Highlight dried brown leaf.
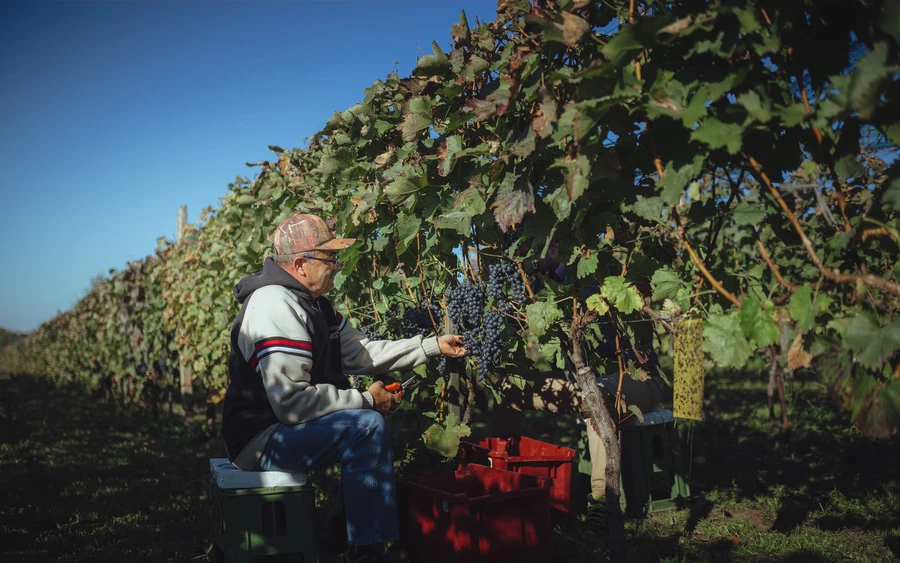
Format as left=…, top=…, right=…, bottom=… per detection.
left=492, top=188, right=535, bottom=232
left=532, top=109, right=551, bottom=138
left=660, top=15, right=695, bottom=35
left=787, top=332, right=812, bottom=370
left=558, top=12, right=590, bottom=46
left=374, top=147, right=395, bottom=169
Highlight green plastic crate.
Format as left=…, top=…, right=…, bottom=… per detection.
left=618, top=410, right=690, bottom=517
left=210, top=459, right=318, bottom=563
left=576, top=410, right=690, bottom=517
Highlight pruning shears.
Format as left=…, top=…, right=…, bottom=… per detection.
left=385, top=375, right=421, bottom=398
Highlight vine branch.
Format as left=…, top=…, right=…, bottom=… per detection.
left=787, top=51, right=852, bottom=232
left=756, top=239, right=796, bottom=293
left=641, top=305, right=676, bottom=335
left=747, top=154, right=900, bottom=296
left=629, top=0, right=642, bottom=81
left=672, top=207, right=743, bottom=308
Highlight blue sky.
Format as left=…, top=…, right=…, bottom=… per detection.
left=0, top=1, right=498, bottom=333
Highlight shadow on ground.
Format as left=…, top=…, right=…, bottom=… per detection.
left=0, top=374, right=224, bottom=563
left=691, top=373, right=900, bottom=537
left=2, top=370, right=898, bottom=563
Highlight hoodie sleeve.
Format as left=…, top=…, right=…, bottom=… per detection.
left=337, top=309, right=441, bottom=375
left=239, top=286, right=370, bottom=424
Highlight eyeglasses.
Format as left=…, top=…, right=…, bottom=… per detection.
left=304, top=256, right=338, bottom=265
left=274, top=253, right=339, bottom=265
left=304, top=256, right=342, bottom=278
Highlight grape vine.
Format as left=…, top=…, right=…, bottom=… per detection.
left=5, top=0, right=899, bottom=465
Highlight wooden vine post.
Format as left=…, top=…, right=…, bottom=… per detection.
left=443, top=251, right=463, bottom=421
left=569, top=306, right=626, bottom=563
left=176, top=205, right=194, bottom=425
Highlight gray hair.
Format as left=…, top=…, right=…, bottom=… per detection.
left=272, top=251, right=319, bottom=263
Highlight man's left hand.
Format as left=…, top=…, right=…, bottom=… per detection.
left=438, top=335, right=466, bottom=358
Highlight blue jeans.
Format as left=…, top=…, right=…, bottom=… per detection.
left=254, top=409, right=399, bottom=546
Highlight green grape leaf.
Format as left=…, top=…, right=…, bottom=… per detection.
left=627, top=403, right=644, bottom=424
left=738, top=297, right=780, bottom=348
left=702, top=313, right=754, bottom=367
left=506, top=374, right=528, bottom=390
left=586, top=294, right=610, bottom=316
left=789, top=285, right=814, bottom=332
left=733, top=203, right=766, bottom=226
left=633, top=195, right=665, bottom=222
left=844, top=314, right=900, bottom=370
left=394, top=214, right=421, bottom=254
left=738, top=90, right=773, bottom=122
left=526, top=299, right=564, bottom=337
left=690, top=118, right=745, bottom=154
left=539, top=337, right=566, bottom=369
left=778, top=103, right=808, bottom=126
left=430, top=187, right=486, bottom=234
left=577, top=254, right=599, bottom=279
left=384, top=176, right=424, bottom=204
left=849, top=41, right=892, bottom=119
left=651, top=268, right=686, bottom=301
left=413, top=41, right=451, bottom=78
left=437, top=135, right=463, bottom=177
left=601, top=276, right=644, bottom=314
left=401, top=96, right=433, bottom=142
left=422, top=413, right=471, bottom=458
left=658, top=156, right=705, bottom=205
left=885, top=175, right=900, bottom=209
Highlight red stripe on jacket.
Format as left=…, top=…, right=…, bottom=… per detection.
left=250, top=338, right=313, bottom=369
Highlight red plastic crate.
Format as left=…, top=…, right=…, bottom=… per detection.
left=398, top=464, right=551, bottom=563
left=460, top=436, right=576, bottom=521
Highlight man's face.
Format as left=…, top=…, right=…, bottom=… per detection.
left=300, top=251, right=340, bottom=297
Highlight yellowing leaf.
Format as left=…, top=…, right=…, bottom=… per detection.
left=586, top=294, right=610, bottom=315
left=601, top=276, right=644, bottom=314
left=787, top=332, right=812, bottom=371
left=558, top=12, right=590, bottom=46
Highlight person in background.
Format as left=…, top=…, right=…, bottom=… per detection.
left=221, top=213, right=465, bottom=563
left=492, top=240, right=664, bottom=533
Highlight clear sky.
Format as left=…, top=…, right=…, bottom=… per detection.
left=0, top=0, right=499, bottom=333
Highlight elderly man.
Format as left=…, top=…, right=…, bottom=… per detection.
left=222, top=213, right=465, bottom=563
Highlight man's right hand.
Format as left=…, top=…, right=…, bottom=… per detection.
left=367, top=380, right=401, bottom=415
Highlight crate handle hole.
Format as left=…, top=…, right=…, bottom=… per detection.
left=261, top=500, right=287, bottom=537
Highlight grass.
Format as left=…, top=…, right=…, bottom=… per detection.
left=1, top=368, right=898, bottom=562
left=0, top=374, right=221, bottom=562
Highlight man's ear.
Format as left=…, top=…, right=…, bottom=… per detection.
left=293, top=256, right=306, bottom=275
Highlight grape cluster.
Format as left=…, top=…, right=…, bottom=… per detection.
left=488, top=260, right=526, bottom=312
left=361, top=325, right=387, bottom=341
left=446, top=282, right=486, bottom=330
left=465, top=311, right=505, bottom=379
left=401, top=299, right=443, bottom=338
left=446, top=281, right=505, bottom=380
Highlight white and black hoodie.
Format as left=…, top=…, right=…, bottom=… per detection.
left=222, top=257, right=440, bottom=470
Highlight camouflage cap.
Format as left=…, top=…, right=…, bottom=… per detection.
left=273, top=214, right=356, bottom=255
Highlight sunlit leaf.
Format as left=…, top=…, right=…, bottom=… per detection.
left=601, top=276, right=644, bottom=314
left=702, top=313, right=754, bottom=368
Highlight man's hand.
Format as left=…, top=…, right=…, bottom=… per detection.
left=367, top=380, right=401, bottom=415
left=438, top=335, right=466, bottom=358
